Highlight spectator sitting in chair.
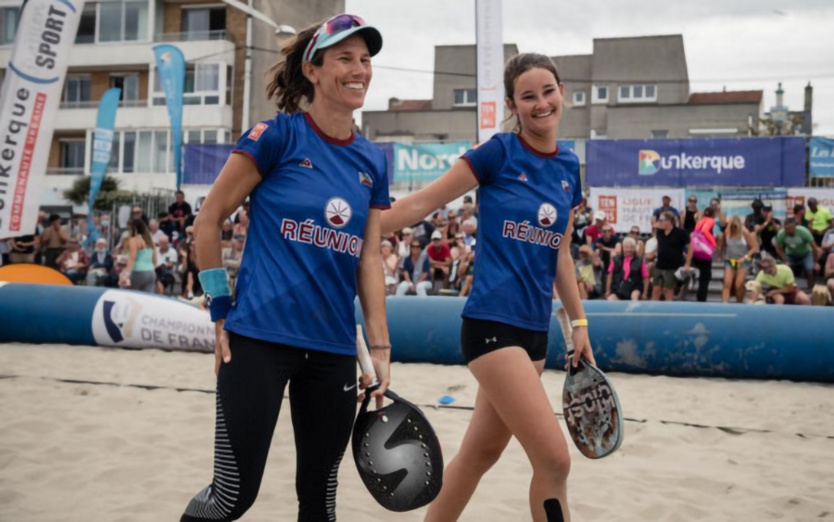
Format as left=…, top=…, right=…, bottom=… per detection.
left=157, top=211, right=177, bottom=242
left=458, top=249, right=476, bottom=297
left=575, top=245, right=601, bottom=300
left=396, top=240, right=432, bottom=296
left=427, top=230, right=452, bottom=289
left=792, top=204, right=809, bottom=229
left=585, top=211, right=606, bottom=246
left=57, top=237, right=89, bottom=285
left=606, top=237, right=649, bottom=301
left=806, top=197, right=832, bottom=246
left=775, top=217, right=821, bottom=289
left=757, top=204, right=782, bottom=258
left=86, top=238, right=115, bottom=287
left=149, top=219, right=166, bottom=246
left=750, top=252, right=810, bottom=305
left=825, top=247, right=834, bottom=301
left=155, top=235, right=179, bottom=295
left=41, top=214, right=69, bottom=269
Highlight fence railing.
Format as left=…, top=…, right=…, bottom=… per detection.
left=47, top=167, right=85, bottom=175
left=153, top=30, right=232, bottom=43
left=59, top=99, right=148, bottom=110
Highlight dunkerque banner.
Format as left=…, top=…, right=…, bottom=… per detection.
left=587, top=137, right=806, bottom=187
left=809, top=137, right=834, bottom=178
left=0, top=0, right=86, bottom=239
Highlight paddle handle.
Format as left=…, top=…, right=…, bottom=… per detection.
left=555, top=308, right=575, bottom=358
left=356, top=325, right=379, bottom=386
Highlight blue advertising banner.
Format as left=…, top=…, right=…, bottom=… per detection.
left=153, top=44, right=185, bottom=188
left=86, top=87, right=121, bottom=249
left=183, top=144, right=234, bottom=185
left=375, top=142, right=395, bottom=186
left=587, top=137, right=806, bottom=187
left=392, top=141, right=472, bottom=189
left=809, top=137, right=834, bottom=178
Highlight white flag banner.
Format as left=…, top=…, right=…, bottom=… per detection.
left=0, top=0, right=85, bottom=239
left=475, top=0, right=503, bottom=144
left=589, top=187, right=685, bottom=234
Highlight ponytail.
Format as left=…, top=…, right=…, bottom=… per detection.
left=266, top=22, right=325, bottom=114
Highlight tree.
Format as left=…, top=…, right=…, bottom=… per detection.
left=62, top=176, right=134, bottom=210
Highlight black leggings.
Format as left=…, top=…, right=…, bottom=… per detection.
left=181, top=333, right=357, bottom=522
left=692, top=256, right=713, bottom=302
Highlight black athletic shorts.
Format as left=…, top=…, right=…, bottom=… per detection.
left=460, top=317, right=548, bottom=364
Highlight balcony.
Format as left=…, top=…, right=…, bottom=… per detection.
left=0, top=31, right=235, bottom=69
left=53, top=103, right=233, bottom=131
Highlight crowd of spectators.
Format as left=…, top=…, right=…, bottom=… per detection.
left=3, top=189, right=832, bottom=307
left=1, top=190, right=248, bottom=301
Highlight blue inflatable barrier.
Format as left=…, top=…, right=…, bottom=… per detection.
left=357, top=298, right=834, bottom=383
left=1, top=283, right=832, bottom=382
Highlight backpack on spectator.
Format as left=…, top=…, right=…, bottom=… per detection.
left=690, top=220, right=716, bottom=261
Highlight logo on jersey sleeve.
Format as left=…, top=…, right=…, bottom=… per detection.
left=325, top=197, right=352, bottom=228
left=518, top=173, right=528, bottom=182
left=248, top=122, right=268, bottom=141
left=299, top=158, right=314, bottom=169
left=359, top=171, right=373, bottom=187
left=538, top=203, right=557, bottom=227
left=561, top=180, right=571, bottom=193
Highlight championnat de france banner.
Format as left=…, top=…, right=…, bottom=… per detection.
left=589, top=187, right=685, bottom=234
left=0, top=0, right=85, bottom=239
left=153, top=44, right=185, bottom=188
left=809, top=137, right=834, bottom=178
left=475, top=0, right=503, bottom=143
left=586, top=137, right=806, bottom=187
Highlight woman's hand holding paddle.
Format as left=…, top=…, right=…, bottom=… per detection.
left=570, top=326, right=596, bottom=369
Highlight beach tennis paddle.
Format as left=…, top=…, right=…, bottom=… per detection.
left=352, top=325, right=443, bottom=511
left=555, top=308, right=624, bottom=459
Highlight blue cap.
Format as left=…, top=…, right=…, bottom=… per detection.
left=303, top=14, right=382, bottom=63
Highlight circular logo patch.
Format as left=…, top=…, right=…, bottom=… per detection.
left=325, top=197, right=352, bottom=228
left=538, top=203, right=557, bottom=228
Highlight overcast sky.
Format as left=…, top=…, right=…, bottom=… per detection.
left=345, top=0, right=834, bottom=135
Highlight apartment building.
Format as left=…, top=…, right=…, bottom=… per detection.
left=362, top=35, right=775, bottom=146
left=0, top=0, right=341, bottom=205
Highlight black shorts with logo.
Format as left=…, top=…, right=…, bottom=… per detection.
left=460, top=317, right=548, bottom=364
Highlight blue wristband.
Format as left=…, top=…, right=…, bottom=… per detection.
left=198, top=268, right=232, bottom=321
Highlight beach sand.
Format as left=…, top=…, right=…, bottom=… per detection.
left=1, top=342, right=833, bottom=521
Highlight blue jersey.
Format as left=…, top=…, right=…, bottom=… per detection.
left=461, top=133, right=583, bottom=331
left=224, top=113, right=390, bottom=355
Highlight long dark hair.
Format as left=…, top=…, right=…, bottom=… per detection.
left=503, top=53, right=561, bottom=132
left=266, top=21, right=326, bottom=114
left=129, top=218, right=153, bottom=248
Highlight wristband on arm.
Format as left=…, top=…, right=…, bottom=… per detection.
left=198, top=268, right=232, bottom=322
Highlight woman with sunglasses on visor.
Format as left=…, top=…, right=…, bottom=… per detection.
left=382, top=54, right=595, bottom=522
left=180, top=14, right=391, bottom=522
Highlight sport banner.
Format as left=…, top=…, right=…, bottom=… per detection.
left=475, top=0, right=503, bottom=143
left=589, top=188, right=684, bottom=233
left=809, top=137, right=834, bottom=178
left=586, top=137, right=806, bottom=187
left=0, top=0, right=86, bottom=239
left=153, top=44, right=185, bottom=188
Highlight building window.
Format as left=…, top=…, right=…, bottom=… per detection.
left=63, top=76, right=92, bottom=107
left=617, top=84, right=658, bottom=103
left=122, top=131, right=136, bottom=173
left=76, top=4, right=96, bottom=43
left=185, top=128, right=231, bottom=144
left=78, top=1, right=148, bottom=43
left=572, top=91, right=585, bottom=106
left=453, top=88, right=477, bottom=107
left=182, top=6, right=226, bottom=40
left=0, top=7, right=20, bottom=45
left=592, top=85, right=608, bottom=104
left=154, top=63, right=223, bottom=106
left=61, top=140, right=86, bottom=173
left=111, top=74, right=139, bottom=102
left=651, top=130, right=669, bottom=139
